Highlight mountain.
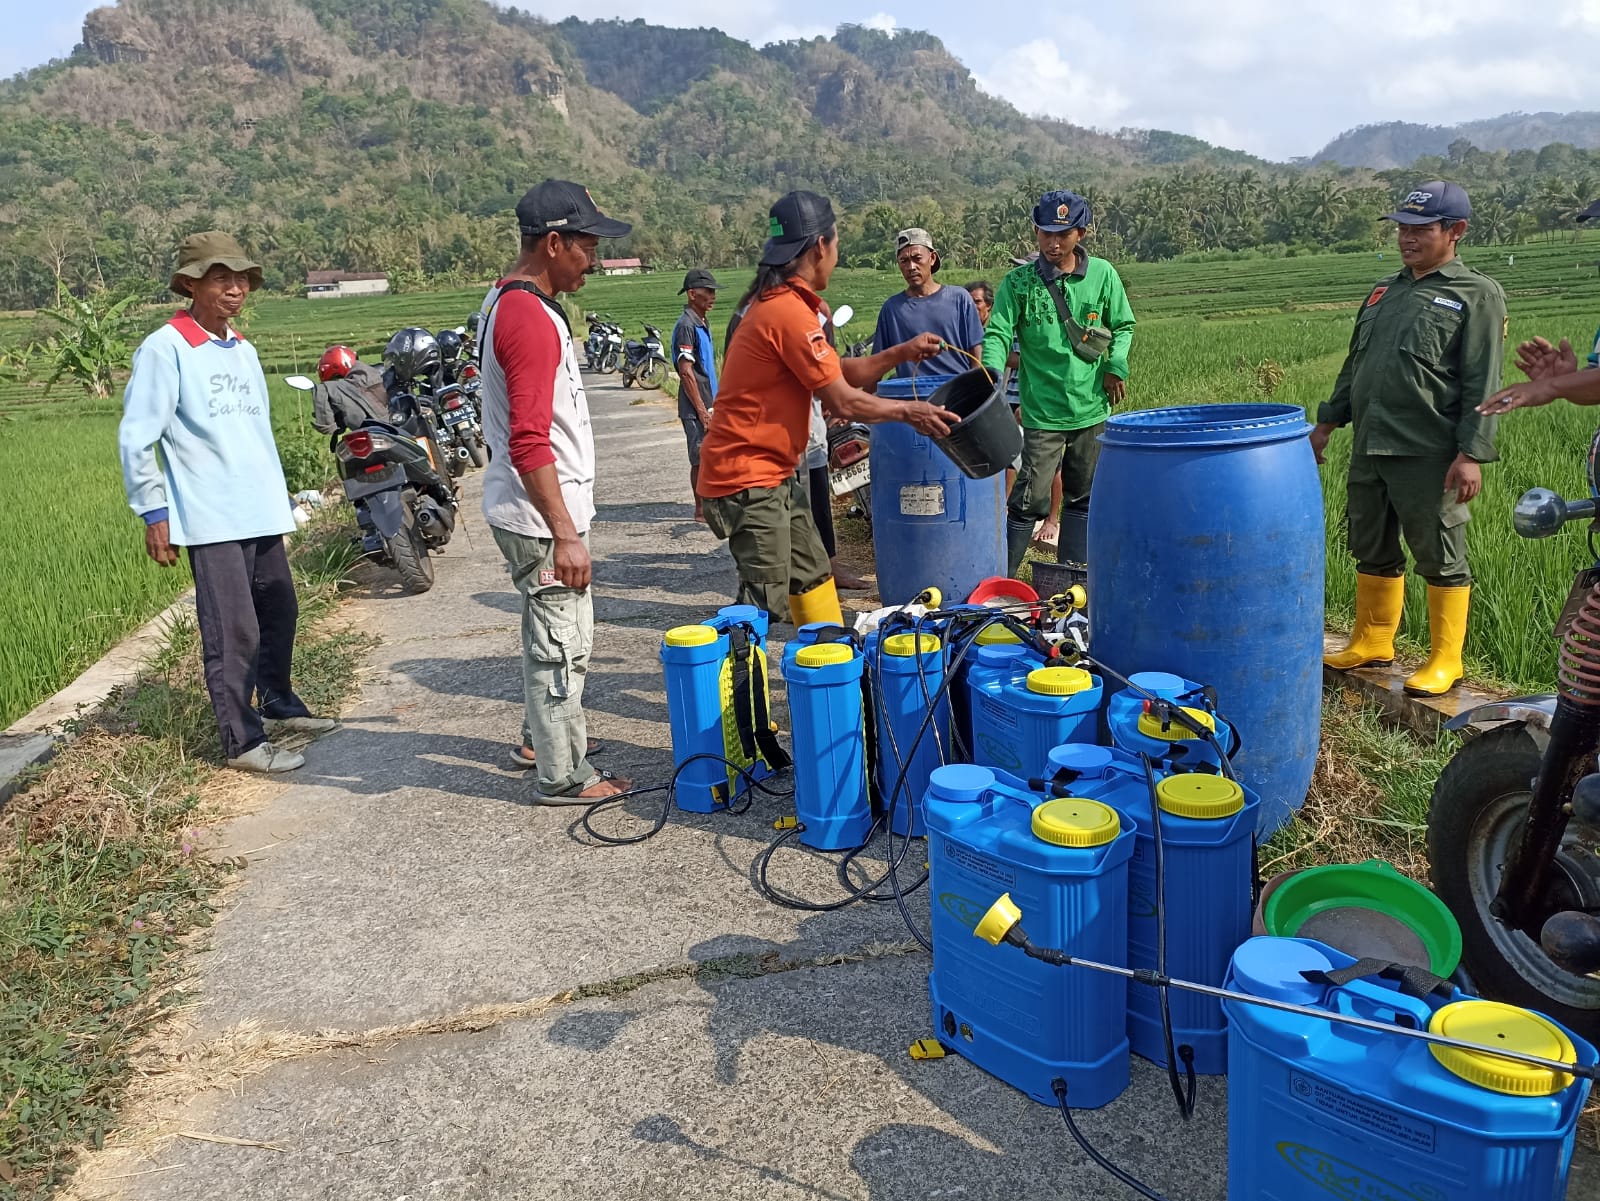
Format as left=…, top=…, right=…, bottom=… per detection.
left=0, top=0, right=1280, bottom=308
left=1313, top=111, right=1600, bottom=169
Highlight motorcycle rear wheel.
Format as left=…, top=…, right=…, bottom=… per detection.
left=1428, top=722, right=1600, bottom=1038
left=462, top=433, right=488, bottom=469
left=386, top=496, right=436, bottom=595
left=601, top=349, right=620, bottom=374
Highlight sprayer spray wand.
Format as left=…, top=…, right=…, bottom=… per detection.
left=974, top=899, right=1599, bottom=1083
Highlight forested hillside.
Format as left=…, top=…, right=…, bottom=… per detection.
left=4, top=0, right=1600, bottom=312
left=1315, top=112, right=1600, bottom=169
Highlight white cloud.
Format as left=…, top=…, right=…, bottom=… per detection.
left=975, top=38, right=1131, bottom=130
left=863, top=12, right=899, bottom=33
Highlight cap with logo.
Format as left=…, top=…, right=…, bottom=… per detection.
left=761, top=191, right=837, bottom=267
left=1382, top=181, right=1472, bottom=226
left=1033, top=190, right=1092, bottom=233
left=516, top=179, right=632, bottom=239
left=679, top=268, right=722, bottom=294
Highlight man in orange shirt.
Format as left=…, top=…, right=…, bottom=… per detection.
left=698, top=191, right=952, bottom=625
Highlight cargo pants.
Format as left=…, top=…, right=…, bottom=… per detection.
left=491, top=526, right=597, bottom=796
left=1005, top=422, right=1105, bottom=576
left=1344, top=454, right=1472, bottom=588
left=702, top=476, right=831, bottom=620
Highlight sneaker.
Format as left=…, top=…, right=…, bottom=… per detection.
left=227, top=742, right=306, bottom=773
left=264, top=714, right=338, bottom=734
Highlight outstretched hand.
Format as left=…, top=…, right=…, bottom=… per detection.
left=1514, top=336, right=1577, bottom=382
left=1479, top=379, right=1556, bottom=415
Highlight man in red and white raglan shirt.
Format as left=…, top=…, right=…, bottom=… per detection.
left=480, top=179, right=633, bottom=802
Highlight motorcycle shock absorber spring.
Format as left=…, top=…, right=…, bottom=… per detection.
left=1558, top=582, right=1600, bottom=706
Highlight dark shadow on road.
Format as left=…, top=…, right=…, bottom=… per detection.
left=470, top=590, right=522, bottom=615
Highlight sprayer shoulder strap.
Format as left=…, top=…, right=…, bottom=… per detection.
left=726, top=626, right=791, bottom=773
left=488, top=279, right=571, bottom=336
left=1301, top=957, right=1454, bottom=1001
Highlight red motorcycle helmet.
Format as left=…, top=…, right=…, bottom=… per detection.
left=317, top=344, right=358, bottom=382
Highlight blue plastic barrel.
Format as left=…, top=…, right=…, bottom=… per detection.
left=1088, top=405, right=1323, bottom=834
left=781, top=641, right=872, bottom=850
left=870, top=631, right=950, bottom=836
left=926, top=763, right=1135, bottom=1108
left=871, top=376, right=1007, bottom=606
left=1225, top=936, right=1596, bottom=1201
left=970, top=666, right=1102, bottom=778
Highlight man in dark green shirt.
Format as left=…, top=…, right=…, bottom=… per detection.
left=1313, top=181, right=1506, bottom=697
left=981, top=190, right=1135, bottom=581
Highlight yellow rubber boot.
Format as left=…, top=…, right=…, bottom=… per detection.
left=1324, top=573, right=1406, bottom=670
left=1404, top=585, right=1470, bottom=696
left=789, top=577, right=843, bottom=627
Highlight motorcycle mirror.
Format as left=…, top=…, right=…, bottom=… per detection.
left=831, top=305, right=854, bottom=330
left=1514, top=487, right=1597, bottom=539
left=284, top=375, right=315, bottom=391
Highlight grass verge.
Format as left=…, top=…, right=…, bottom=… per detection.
left=0, top=506, right=374, bottom=1199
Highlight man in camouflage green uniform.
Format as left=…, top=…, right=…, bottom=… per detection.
left=1314, top=181, right=1506, bottom=696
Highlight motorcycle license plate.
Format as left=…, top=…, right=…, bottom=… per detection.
left=831, top=460, right=871, bottom=496
left=1555, top=566, right=1600, bottom=638
left=444, top=409, right=471, bottom=425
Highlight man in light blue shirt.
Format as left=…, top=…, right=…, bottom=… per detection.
left=119, top=231, right=334, bottom=773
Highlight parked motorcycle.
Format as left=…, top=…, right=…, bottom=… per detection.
left=621, top=323, right=669, bottom=390
left=285, top=376, right=458, bottom=594
left=384, top=327, right=469, bottom=479
left=1427, top=428, right=1600, bottom=1039
left=436, top=379, right=487, bottom=469
left=825, top=307, right=872, bottom=521
left=583, top=313, right=607, bottom=370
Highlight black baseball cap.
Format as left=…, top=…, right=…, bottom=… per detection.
left=516, top=179, right=632, bottom=239
left=1382, top=181, right=1472, bottom=225
left=1578, top=198, right=1600, bottom=223
left=761, top=191, right=837, bottom=266
left=679, top=268, right=721, bottom=293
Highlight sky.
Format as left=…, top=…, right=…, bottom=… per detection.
left=5, top=0, right=1599, bottom=160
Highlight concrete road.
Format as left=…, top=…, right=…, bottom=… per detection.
left=80, top=376, right=1597, bottom=1200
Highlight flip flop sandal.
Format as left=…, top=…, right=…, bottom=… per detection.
left=508, top=739, right=604, bottom=769
left=535, top=769, right=632, bottom=806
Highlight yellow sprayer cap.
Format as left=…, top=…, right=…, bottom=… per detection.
left=664, top=624, right=718, bottom=648
left=1155, top=774, right=1245, bottom=819
left=1026, top=667, right=1093, bottom=696
left=795, top=643, right=852, bottom=668
left=975, top=625, right=1022, bottom=646
left=883, top=632, right=942, bottom=657
left=1136, top=707, right=1216, bottom=742
left=1427, top=1001, right=1577, bottom=1096
left=1031, top=798, right=1120, bottom=848
left=975, top=893, right=1022, bottom=946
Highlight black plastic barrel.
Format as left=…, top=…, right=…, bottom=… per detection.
left=927, top=368, right=1022, bottom=480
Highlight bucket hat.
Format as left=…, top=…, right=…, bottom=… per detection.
left=170, top=231, right=263, bottom=294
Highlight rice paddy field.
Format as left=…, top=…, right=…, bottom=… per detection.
left=4, top=236, right=1600, bottom=725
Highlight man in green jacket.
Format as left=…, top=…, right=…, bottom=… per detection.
left=981, top=190, right=1135, bottom=581
left=1314, top=181, right=1506, bottom=697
